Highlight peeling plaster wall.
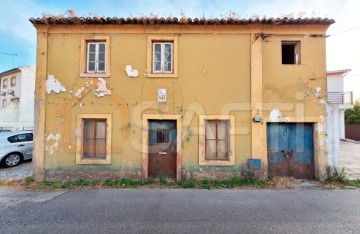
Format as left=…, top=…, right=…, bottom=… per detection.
left=262, top=34, right=328, bottom=178
left=38, top=24, right=330, bottom=179
left=43, top=32, right=251, bottom=172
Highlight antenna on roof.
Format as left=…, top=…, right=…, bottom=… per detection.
left=0, top=52, right=17, bottom=67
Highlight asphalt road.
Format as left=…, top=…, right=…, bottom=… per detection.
left=0, top=188, right=359, bottom=233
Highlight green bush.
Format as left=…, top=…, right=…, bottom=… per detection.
left=345, top=100, right=360, bottom=125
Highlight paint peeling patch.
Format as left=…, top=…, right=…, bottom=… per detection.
left=269, top=109, right=291, bottom=122
left=46, top=74, right=66, bottom=94
left=94, top=78, right=111, bottom=97
left=315, top=87, right=321, bottom=98
left=269, top=109, right=282, bottom=122
left=45, top=133, right=61, bottom=155
left=46, top=142, right=59, bottom=155
left=320, top=115, right=324, bottom=122
left=75, top=87, right=86, bottom=98
left=316, top=123, right=324, bottom=133
left=125, top=65, right=139, bottom=77
left=46, top=133, right=61, bottom=141
left=319, top=99, right=326, bottom=105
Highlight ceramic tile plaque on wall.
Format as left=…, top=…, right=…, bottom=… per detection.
left=157, top=88, right=167, bottom=103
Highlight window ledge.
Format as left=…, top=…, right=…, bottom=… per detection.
left=199, top=159, right=235, bottom=166
left=80, top=72, right=110, bottom=78
left=147, top=73, right=177, bottom=78
left=76, top=158, right=111, bottom=165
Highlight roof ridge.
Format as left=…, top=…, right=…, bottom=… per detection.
left=29, top=16, right=335, bottom=26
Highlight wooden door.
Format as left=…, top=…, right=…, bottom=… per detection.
left=148, top=120, right=177, bottom=179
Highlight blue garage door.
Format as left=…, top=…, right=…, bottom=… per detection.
left=267, top=123, right=314, bottom=179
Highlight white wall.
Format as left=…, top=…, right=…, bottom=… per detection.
left=0, top=66, right=35, bottom=127
left=18, top=66, right=35, bottom=123
left=327, top=76, right=344, bottom=93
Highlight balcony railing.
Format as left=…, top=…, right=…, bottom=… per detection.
left=328, top=91, right=353, bottom=104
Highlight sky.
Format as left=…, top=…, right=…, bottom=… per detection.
left=0, top=0, right=359, bottom=99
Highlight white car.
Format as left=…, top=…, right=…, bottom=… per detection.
left=0, top=131, right=33, bottom=167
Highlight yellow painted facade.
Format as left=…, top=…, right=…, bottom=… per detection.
left=32, top=21, right=331, bottom=181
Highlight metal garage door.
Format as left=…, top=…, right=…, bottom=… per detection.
left=267, top=123, right=314, bottom=179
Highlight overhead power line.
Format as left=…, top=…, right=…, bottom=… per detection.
left=328, top=25, right=360, bottom=37
left=0, top=52, right=18, bottom=67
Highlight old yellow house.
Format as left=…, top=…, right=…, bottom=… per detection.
left=30, top=16, right=334, bottom=181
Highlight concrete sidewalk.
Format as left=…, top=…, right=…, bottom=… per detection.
left=340, top=140, right=360, bottom=180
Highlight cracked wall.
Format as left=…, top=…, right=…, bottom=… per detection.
left=37, top=24, right=329, bottom=180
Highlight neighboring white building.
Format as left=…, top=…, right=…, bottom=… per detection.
left=0, top=66, right=35, bottom=130
left=327, top=69, right=353, bottom=173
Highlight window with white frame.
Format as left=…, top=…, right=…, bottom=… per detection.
left=87, top=42, right=106, bottom=73
left=152, top=42, right=173, bottom=73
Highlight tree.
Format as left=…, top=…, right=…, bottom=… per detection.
left=345, top=100, right=360, bottom=125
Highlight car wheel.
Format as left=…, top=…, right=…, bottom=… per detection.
left=2, top=153, right=22, bottom=167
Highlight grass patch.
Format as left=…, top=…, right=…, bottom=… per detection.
left=159, top=175, right=167, bottom=185
left=103, top=177, right=141, bottom=188
left=181, top=177, right=196, bottom=188
left=24, top=176, right=35, bottom=184
left=28, top=176, right=269, bottom=190
left=199, top=179, right=212, bottom=189
left=346, top=180, right=360, bottom=188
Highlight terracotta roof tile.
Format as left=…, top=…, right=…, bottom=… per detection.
left=29, top=17, right=335, bottom=26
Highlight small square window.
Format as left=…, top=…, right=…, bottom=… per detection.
left=282, top=41, right=300, bottom=64
left=76, top=114, right=112, bottom=164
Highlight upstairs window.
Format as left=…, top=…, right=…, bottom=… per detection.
left=152, top=42, right=173, bottom=74
left=147, top=36, right=178, bottom=78
left=2, top=79, right=8, bottom=89
left=282, top=41, right=300, bottom=64
left=10, top=77, right=16, bottom=87
left=87, top=42, right=106, bottom=73
left=80, top=36, right=110, bottom=78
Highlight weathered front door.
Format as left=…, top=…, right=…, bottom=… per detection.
left=267, top=123, right=314, bottom=179
left=148, top=120, right=177, bottom=178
